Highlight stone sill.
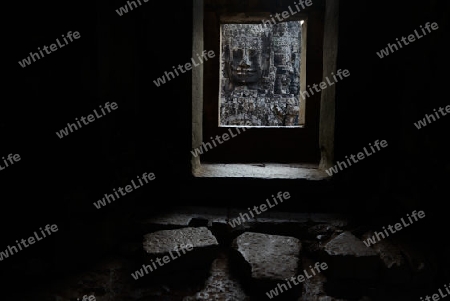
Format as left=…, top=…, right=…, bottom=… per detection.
left=192, top=163, right=331, bottom=180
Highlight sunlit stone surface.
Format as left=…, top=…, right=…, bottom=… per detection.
left=220, top=22, right=302, bottom=127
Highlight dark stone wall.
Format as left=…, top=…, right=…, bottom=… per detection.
left=4, top=0, right=449, bottom=294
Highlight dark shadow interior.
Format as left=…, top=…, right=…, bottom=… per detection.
left=4, top=0, right=449, bottom=300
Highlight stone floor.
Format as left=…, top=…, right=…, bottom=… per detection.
left=9, top=207, right=446, bottom=301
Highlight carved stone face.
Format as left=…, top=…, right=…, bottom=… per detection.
left=220, top=22, right=303, bottom=127
left=228, top=46, right=262, bottom=84
left=223, top=25, right=266, bottom=85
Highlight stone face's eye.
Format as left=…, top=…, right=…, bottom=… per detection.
left=233, top=49, right=243, bottom=61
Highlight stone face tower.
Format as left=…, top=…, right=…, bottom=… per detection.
left=220, top=22, right=301, bottom=126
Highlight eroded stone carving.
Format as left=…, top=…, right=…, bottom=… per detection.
left=220, top=22, right=302, bottom=127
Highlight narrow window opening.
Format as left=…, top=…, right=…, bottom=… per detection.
left=192, top=0, right=337, bottom=178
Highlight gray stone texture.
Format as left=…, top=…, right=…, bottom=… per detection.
left=143, top=227, right=218, bottom=254
left=142, top=227, right=219, bottom=276
left=220, top=22, right=302, bottom=126
left=232, top=232, right=301, bottom=281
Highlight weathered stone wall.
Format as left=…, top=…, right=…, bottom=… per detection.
left=219, top=22, right=302, bottom=126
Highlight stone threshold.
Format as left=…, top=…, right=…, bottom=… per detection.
left=193, top=163, right=331, bottom=179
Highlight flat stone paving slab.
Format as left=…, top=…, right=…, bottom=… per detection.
left=232, top=232, right=302, bottom=281
left=142, top=227, right=219, bottom=277
left=143, top=227, right=219, bottom=254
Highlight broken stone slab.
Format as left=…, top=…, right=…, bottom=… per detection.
left=321, top=231, right=380, bottom=280
left=143, top=227, right=218, bottom=253
left=230, top=232, right=302, bottom=299
left=232, top=232, right=302, bottom=280
left=137, top=207, right=230, bottom=245
left=140, top=227, right=219, bottom=280
left=362, top=231, right=411, bottom=284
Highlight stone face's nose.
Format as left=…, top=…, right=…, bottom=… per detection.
left=239, top=49, right=252, bottom=68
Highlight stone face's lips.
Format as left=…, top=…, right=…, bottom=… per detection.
left=231, top=67, right=260, bottom=81
left=237, top=71, right=255, bottom=76
left=232, top=67, right=257, bottom=74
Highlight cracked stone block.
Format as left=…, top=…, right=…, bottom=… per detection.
left=362, top=231, right=411, bottom=284
left=321, top=232, right=380, bottom=280
left=230, top=232, right=302, bottom=299
left=141, top=227, right=219, bottom=278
